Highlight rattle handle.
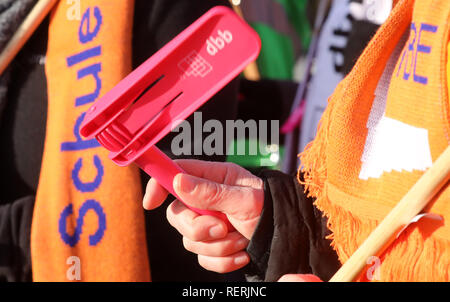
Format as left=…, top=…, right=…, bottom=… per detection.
left=136, top=146, right=234, bottom=231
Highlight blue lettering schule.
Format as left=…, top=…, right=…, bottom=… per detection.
left=58, top=6, right=107, bottom=247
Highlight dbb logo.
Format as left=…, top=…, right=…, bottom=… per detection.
left=206, top=30, right=233, bottom=56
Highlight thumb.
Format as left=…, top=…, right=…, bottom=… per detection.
left=173, top=173, right=263, bottom=219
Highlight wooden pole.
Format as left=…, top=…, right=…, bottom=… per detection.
left=0, top=0, right=59, bottom=76
left=330, top=145, right=450, bottom=282
left=229, top=1, right=261, bottom=81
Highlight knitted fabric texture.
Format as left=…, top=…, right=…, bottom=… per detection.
left=31, top=0, right=150, bottom=281
left=300, top=0, right=450, bottom=281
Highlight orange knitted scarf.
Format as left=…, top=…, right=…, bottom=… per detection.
left=300, top=0, right=450, bottom=281
left=31, top=0, right=150, bottom=281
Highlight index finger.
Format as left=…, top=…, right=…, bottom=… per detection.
left=142, top=160, right=224, bottom=210
left=174, top=159, right=258, bottom=187
left=143, top=177, right=169, bottom=210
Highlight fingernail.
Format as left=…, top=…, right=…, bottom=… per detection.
left=236, top=237, right=249, bottom=249
left=234, top=253, right=249, bottom=265
left=142, top=192, right=149, bottom=208
left=209, top=225, right=225, bottom=239
left=142, top=197, right=147, bottom=207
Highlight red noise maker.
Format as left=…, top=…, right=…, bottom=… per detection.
left=80, top=6, right=261, bottom=230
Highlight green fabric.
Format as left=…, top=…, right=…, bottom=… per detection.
left=275, top=0, right=311, bottom=49
left=226, top=139, right=284, bottom=169
left=227, top=0, right=311, bottom=167
left=251, top=22, right=295, bottom=80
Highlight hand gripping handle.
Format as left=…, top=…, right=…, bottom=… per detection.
left=135, top=146, right=234, bottom=231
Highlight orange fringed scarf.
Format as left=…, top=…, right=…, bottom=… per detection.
left=300, top=0, right=450, bottom=281
left=31, top=1, right=150, bottom=281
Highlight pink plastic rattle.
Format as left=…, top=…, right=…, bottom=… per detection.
left=80, top=6, right=261, bottom=230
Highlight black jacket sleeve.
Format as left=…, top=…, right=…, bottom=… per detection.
left=245, top=170, right=340, bottom=282
left=0, top=1, right=47, bottom=283
left=0, top=196, right=34, bottom=282
left=1, top=0, right=241, bottom=283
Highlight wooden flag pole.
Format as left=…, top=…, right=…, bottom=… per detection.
left=229, top=0, right=261, bottom=81
left=0, top=0, right=59, bottom=76
left=330, top=145, right=450, bottom=282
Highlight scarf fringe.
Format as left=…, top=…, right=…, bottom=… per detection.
left=298, top=81, right=450, bottom=282
left=314, top=193, right=450, bottom=281
left=297, top=80, right=341, bottom=196
left=300, top=138, right=450, bottom=281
